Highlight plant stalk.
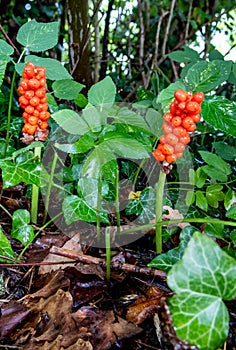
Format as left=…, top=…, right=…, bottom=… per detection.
left=42, top=151, right=58, bottom=224
left=115, top=166, right=120, bottom=234
left=31, top=146, right=42, bottom=224
left=105, top=226, right=111, bottom=281
left=155, top=169, right=166, bottom=253
left=96, top=177, right=102, bottom=242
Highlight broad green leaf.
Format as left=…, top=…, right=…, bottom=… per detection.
left=148, top=226, right=196, bottom=272
left=55, top=134, right=95, bottom=154
left=11, top=209, right=35, bottom=246
left=199, top=151, right=232, bottom=182
left=213, top=141, right=236, bottom=161
left=167, top=46, right=200, bottom=63
left=16, top=20, right=58, bottom=52
left=88, top=76, right=116, bottom=106
left=202, top=96, right=236, bottom=137
left=125, top=187, right=156, bottom=223
left=196, top=190, right=208, bottom=211
left=168, top=231, right=236, bottom=350
left=74, top=93, right=88, bottom=108
left=194, top=167, right=207, bottom=188
left=51, top=109, right=89, bottom=135
left=16, top=55, right=72, bottom=80
left=206, top=184, right=224, bottom=208
left=0, top=229, right=15, bottom=262
left=82, top=105, right=103, bottom=131
left=183, top=60, right=232, bottom=93
left=12, top=142, right=43, bottom=160
left=0, top=40, right=14, bottom=56
left=62, top=195, right=109, bottom=225
left=208, top=50, right=224, bottom=61
left=226, top=206, right=236, bottom=220
left=82, top=143, right=116, bottom=179
left=156, top=81, right=186, bottom=112
left=52, top=79, right=84, bottom=100
left=114, top=107, right=151, bottom=133
left=0, top=159, right=43, bottom=188
left=224, top=189, right=236, bottom=210
left=77, top=178, right=109, bottom=208
left=145, top=108, right=163, bottom=135
left=204, top=223, right=225, bottom=239
left=103, top=137, right=149, bottom=159
left=185, top=190, right=195, bottom=206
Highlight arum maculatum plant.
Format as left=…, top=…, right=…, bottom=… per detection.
left=18, top=61, right=51, bottom=224
left=153, top=89, right=204, bottom=253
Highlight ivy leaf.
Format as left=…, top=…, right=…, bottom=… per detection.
left=62, top=195, right=109, bottom=225
left=0, top=229, right=16, bottom=262
left=125, top=187, right=156, bottom=223
left=0, top=158, right=43, bottom=188
left=16, top=19, right=58, bottom=52
left=167, top=231, right=236, bottom=350
left=52, top=79, right=84, bottom=100
left=202, top=96, right=236, bottom=137
left=51, top=109, right=89, bottom=135
left=148, top=226, right=196, bottom=272
left=183, top=60, right=232, bottom=93
left=11, top=210, right=35, bottom=247
left=88, top=76, right=116, bottom=107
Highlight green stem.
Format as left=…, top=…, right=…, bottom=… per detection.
left=120, top=217, right=236, bottom=235
left=4, top=70, right=17, bottom=157
left=155, top=169, right=166, bottom=253
left=105, top=226, right=111, bottom=281
left=42, top=151, right=58, bottom=224
left=115, top=166, right=120, bottom=234
left=96, top=177, right=102, bottom=242
left=31, top=146, right=42, bottom=224
left=18, top=212, right=62, bottom=261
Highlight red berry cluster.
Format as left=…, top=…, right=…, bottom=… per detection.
left=153, top=90, right=204, bottom=164
left=18, top=61, right=50, bottom=138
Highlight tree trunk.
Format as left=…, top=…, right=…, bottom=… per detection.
left=66, top=0, right=91, bottom=87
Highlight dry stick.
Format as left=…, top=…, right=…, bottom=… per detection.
left=184, top=0, right=193, bottom=43
left=50, top=246, right=167, bottom=280
left=162, top=0, right=176, bottom=57
left=138, top=0, right=147, bottom=88
left=151, top=10, right=169, bottom=70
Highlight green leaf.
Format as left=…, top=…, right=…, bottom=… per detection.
left=125, top=187, right=156, bottom=223
left=0, top=39, right=14, bottom=56
left=88, top=76, right=116, bottom=106
left=77, top=177, right=109, bottom=208
left=167, top=46, right=200, bottom=63
left=82, top=105, right=103, bottom=131
left=0, top=158, right=43, bottom=188
left=183, top=60, right=232, bottom=93
left=206, top=184, right=224, bottom=208
left=213, top=141, right=236, bottom=161
left=103, top=137, right=150, bottom=159
left=148, top=226, right=196, bottom=272
left=224, top=189, right=236, bottom=210
left=226, top=206, right=236, bottom=220
left=202, top=96, right=236, bottom=137
left=74, top=93, right=88, bottom=108
left=16, top=20, right=58, bottom=52
left=196, top=190, right=208, bottom=211
left=204, top=223, right=225, bottom=239
left=62, top=195, right=109, bottom=225
left=0, top=56, right=11, bottom=88
left=199, top=151, right=232, bottom=182
left=52, top=79, right=84, bottom=100
left=167, top=231, right=236, bottom=350
left=194, top=167, right=207, bottom=188
left=145, top=108, right=163, bottom=135
left=185, top=190, right=195, bottom=206
left=0, top=229, right=15, bottom=262
left=55, top=134, right=95, bottom=154
left=114, top=107, right=151, bottom=133
left=82, top=143, right=116, bottom=179
left=51, top=109, right=89, bottom=135
left=11, top=209, right=34, bottom=246
left=156, top=81, right=186, bottom=112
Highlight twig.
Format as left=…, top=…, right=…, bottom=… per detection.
left=185, top=0, right=193, bottom=43
left=138, top=0, right=147, bottom=88
left=152, top=10, right=169, bottom=70
left=0, top=24, right=20, bottom=55
left=162, top=0, right=176, bottom=57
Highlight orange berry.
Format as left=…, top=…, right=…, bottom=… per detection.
left=191, top=114, right=201, bottom=122
left=28, top=116, right=38, bottom=125
left=25, top=105, right=35, bottom=114
left=24, top=90, right=35, bottom=100
left=170, top=102, right=176, bottom=115
left=171, top=116, right=182, bottom=127
left=177, top=102, right=186, bottom=110
left=28, top=78, right=40, bottom=90
left=23, top=112, right=30, bottom=119
left=19, top=96, right=29, bottom=106
left=39, top=77, right=46, bottom=86
left=22, top=123, right=37, bottom=135
left=40, top=96, right=48, bottom=104
left=175, top=152, right=183, bottom=159
left=39, top=111, right=50, bottom=121
left=162, top=122, right=173, bottom=134
left=182, top=117, right=195, bottom=131
left=173, top=126, right=187, bottom=137
left=153, top=149, right=165, bottom=162
left=159, top=135, right=166, bottom=144
left=166, top=154, right=177, bottom=163
left=23, top=65, right=35, bottom=79
left=192, top=92, right=204, bottom=104
left=29, top=96, right=40, bottom=107
left=174, top=90, right=188, bottom=102
left=18, top=86, right=25, bottom=95
left=36, top=103, right=48, bottom=112
left=164, top=113, right=173, bottom=122
left=160, top=144, right=174, bottom=155
left=165, top=133, right=178, bottom=145
left=174, top=143, right=185, bottom=153
left=186, top=101, right=201, bottom=114
left=179, top=134, right=191, bottom=145
left=38, top=121, right=48, bottom=130
left=33, top=109, right=40, bottom=118
left=35, top=87, right=47, bottom=98
left=20, top=80, right=28, bottom=90
left=186, top=123, right=196, bottom=132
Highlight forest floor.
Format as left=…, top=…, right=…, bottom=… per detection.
left=0, top=186, right=236, bottom=350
